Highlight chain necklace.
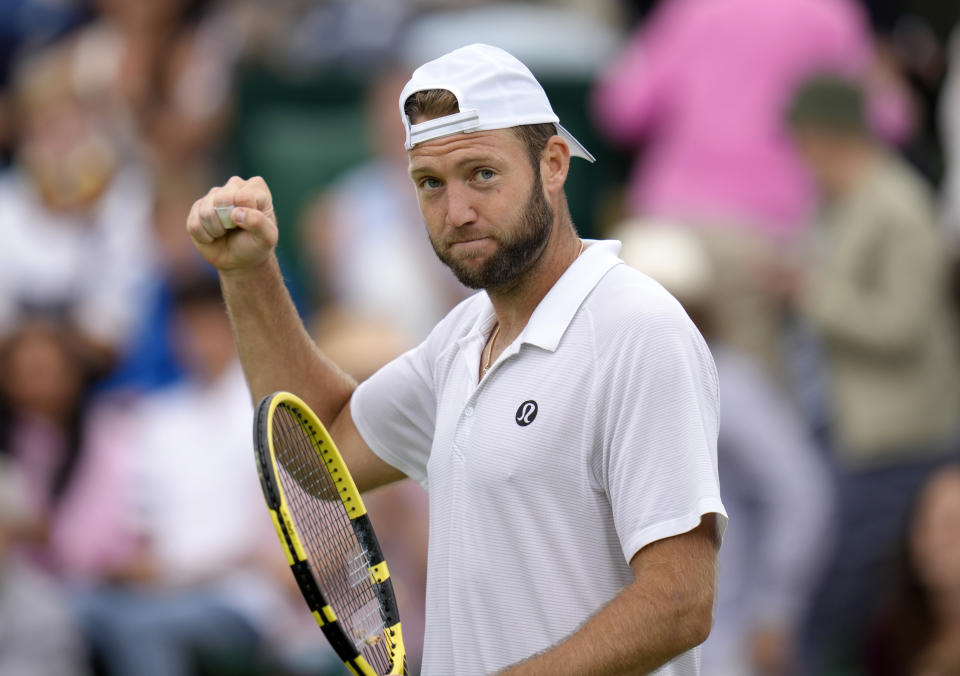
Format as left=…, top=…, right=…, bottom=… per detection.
left=481, top=323, right=501, bottom=378
left=480, top=239, right=584, bottom=379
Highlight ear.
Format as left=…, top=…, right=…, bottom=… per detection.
left=539, top=135, right=570, bottom=196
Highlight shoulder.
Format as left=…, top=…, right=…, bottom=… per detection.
left=867, top=156, right=936, bottom=225
left=585, top=263, right=698, bottom=346
left=583, top=263, right=717, bottom=396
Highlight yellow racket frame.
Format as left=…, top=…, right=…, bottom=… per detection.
left=254, top=391, right=406, bottom=676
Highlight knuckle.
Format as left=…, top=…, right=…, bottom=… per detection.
left=250, top=176, right=270, bottom=193
left=235, top=188, right=263, bottom=208
left=187, top=220, right=207, bottom=240
left=260, top=226, right=278, bottom=248
left=210, top=190, right=232, bottom=208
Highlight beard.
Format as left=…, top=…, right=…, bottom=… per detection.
left=430, top=172, right=554, bottom=290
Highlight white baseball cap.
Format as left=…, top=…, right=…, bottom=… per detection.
left=398, top=43, right=596, bottom=162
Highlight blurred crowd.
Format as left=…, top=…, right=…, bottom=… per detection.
left=0, top=1, right=959, bottom=675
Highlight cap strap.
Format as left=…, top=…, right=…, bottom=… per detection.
left=409, top=109, right=480, bottom=146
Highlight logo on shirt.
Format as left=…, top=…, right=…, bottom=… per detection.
left=515, top=400, right=538, bottom=426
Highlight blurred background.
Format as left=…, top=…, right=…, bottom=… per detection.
left=0, top=0, right=959, bottom=675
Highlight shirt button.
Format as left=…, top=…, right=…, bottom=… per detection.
left=464, top=406, right=475, bottom=417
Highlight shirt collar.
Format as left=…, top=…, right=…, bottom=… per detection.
left=455, top=240, right=623, bottom=382
left=461, top=239, right=624, bottom=346
left=518, top=239, right=623, bottom=351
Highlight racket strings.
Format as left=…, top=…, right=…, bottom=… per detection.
left=348, top=549, right=371, bottom=589
left=272, top=406, right=392, bottom=674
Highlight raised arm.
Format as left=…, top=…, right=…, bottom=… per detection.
left=498, top=515, right=719, bottom=676
left=186, top=176, right=404, bottom=491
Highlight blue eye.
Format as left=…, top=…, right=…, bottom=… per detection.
left=477, top=168, right=495, bottom=181
left=420, top=177, right=442, bottom=190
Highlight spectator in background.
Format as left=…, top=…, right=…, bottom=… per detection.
left=0, top=0, right=239, bottom=388
left=592, top=0, right=912, bottom=381
left=866, top=464, right=960, bottom=675
left=75, top=0, right=240, bottom=172
left=0, top=316, right=133, bottom=581
left=0, top=460, right=91, bottom=676
left=75, top=271, right=298, bottom=676
left=0, top=40, right=154, bottom=374
left=786, top=75, right=960, bottom=673
left=0, top=0, right=90, bottom=168
left=619, top=224, right=833, bottom=676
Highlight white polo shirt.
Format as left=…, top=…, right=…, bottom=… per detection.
left=351, top=240, right=726, bottom=676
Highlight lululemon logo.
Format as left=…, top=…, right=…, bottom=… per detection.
left=515, top=400, right=538, bottom=426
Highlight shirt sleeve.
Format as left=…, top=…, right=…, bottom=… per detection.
left=595, top=302, right=726, bottom=563
left=350, top=340, right=438, bottom=491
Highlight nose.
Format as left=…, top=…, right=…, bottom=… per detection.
left=444, top=182, right=478, bottom=228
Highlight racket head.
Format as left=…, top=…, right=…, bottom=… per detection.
left=254, top=391, right=406, bottom=676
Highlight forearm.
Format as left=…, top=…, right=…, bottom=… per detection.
left=500, top=519, right=717, bottom=676
left=220, top=255, right=356, bottom=426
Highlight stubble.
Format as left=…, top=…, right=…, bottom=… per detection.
left=430, top=172, right=554, bottom=290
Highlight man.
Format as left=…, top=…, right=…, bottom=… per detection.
left=785, top=75, right=960, bottom=672
left=187, top=44, right=725, bottom=675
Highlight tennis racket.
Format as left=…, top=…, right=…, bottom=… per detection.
left=254, top=391, right=406, bottom=676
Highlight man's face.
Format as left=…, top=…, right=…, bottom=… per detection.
left=790, top=126, right=861, bottom=198
left=408, top=128, right=553, bottom=290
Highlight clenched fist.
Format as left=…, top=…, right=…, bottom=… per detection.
left=186, top=176, right=279, bottom=272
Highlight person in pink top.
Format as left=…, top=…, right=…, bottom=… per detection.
left=0, top=317, right=135, bottom=582
left=594, top=0, right=909, bottom=233
left=593, top=0, right=912, bottom=381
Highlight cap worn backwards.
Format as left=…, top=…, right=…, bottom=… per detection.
left=399, top=43, right=595, bottom=162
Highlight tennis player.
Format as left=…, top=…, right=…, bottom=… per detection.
left=187, top=44, right=726, bottom=676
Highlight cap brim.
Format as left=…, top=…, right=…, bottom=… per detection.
left=556, top=123, right=595, bottom=163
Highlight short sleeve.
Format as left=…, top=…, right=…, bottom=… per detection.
left=596, top=304, right=726, bottom=563
left=350, top=341, right=438, bottom=490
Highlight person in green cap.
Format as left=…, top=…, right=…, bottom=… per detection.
left=786, top=74, right=960, bottom=672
